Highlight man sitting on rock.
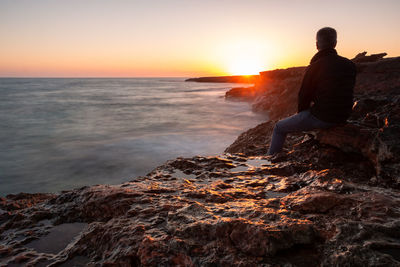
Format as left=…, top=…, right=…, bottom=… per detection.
left=267, top=27, right=356, bottom=155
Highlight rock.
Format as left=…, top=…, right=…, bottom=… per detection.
left=224, top=121, right=274, bottom=155
left=251, top=67, right=306, bottom=120
left=0, top=193, right=55, bottom=211
left=286, top=191, right=350, bottom=214
left=316, top=87, right=400, bottom=187
left=352, top=51, right=387, bottom=63
left=225, top=86, right=260, bottom=101
left=1, top=145, right=399, bottom=266
left=259, top=66, right=306, bottom=81
left=355, top=57, right=400, bottom=95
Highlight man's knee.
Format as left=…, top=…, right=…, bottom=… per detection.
left=273, top=120, right=284, bottom=133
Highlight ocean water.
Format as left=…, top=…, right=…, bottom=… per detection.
left=0, top=78, right=267, bottom=196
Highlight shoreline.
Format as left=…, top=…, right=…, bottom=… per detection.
left=0, top=78, right=267, bottom=197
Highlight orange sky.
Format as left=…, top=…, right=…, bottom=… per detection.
left=1, top=0, right=399, bottom=77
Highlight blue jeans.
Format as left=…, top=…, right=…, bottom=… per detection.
left=267, top=110, right=338, bottom=155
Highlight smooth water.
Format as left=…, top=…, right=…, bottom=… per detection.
left=0, top=78, right=267, bottom=196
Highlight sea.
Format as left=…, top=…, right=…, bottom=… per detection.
left=0, top=78, right=268, bottom=196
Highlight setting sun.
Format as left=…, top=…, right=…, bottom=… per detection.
left=228, top=56, right=265, bottom=75
left=216, top=40, right=273, bottom=76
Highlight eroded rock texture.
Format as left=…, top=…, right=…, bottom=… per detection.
left=1, top=147, right=399, bottom=266
left=1, top=53, right=399, bottom=266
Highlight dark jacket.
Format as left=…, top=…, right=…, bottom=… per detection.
left=298, top=48, right=356, bottom=123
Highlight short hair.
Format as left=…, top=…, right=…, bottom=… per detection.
left=316, top=27, right=337, bottom=49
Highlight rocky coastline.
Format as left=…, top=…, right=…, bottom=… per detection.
left=1, top=52, right=400, bottom=266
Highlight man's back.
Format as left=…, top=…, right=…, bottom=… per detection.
left=298, top=48, right=356, bottom=123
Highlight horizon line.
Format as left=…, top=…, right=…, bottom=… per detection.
left=0, top=76, right=195, bottom=79
left=0, top=74, right=261, bottom=79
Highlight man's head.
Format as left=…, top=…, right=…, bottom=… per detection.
left=316, top=27, right=337, bottom=51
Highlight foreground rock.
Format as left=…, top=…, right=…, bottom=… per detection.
left=1, top=149, right=400, bottom=266
left=226, top=87, right=400, bottom=188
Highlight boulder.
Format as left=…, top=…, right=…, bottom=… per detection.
left=225, top=86, right=259, bottom=101
left=352, top=51, right=387, bottom=63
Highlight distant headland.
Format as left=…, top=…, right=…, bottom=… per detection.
left=185, top=75, right=258, bottom=83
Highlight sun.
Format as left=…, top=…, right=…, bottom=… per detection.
left=228, top=56, right=265, bottom=76
left=217, top=40, right=270, bottom=76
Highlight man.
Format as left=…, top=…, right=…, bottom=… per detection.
left=267, top=27, right=356, bottom=155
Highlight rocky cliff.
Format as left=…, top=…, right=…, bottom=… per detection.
left=1, top=53, right=400, bottom=266
left=225, top=52, right=400, bottom=121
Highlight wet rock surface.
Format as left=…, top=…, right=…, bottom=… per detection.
left=1, top=53, right=400, bottom=266
left=1, top=148, right=399, bottom=266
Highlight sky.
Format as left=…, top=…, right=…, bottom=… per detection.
left=0, top=0, right=399, bottom=77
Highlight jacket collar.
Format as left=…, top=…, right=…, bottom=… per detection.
left=310, top=48, right=337, bottom=64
